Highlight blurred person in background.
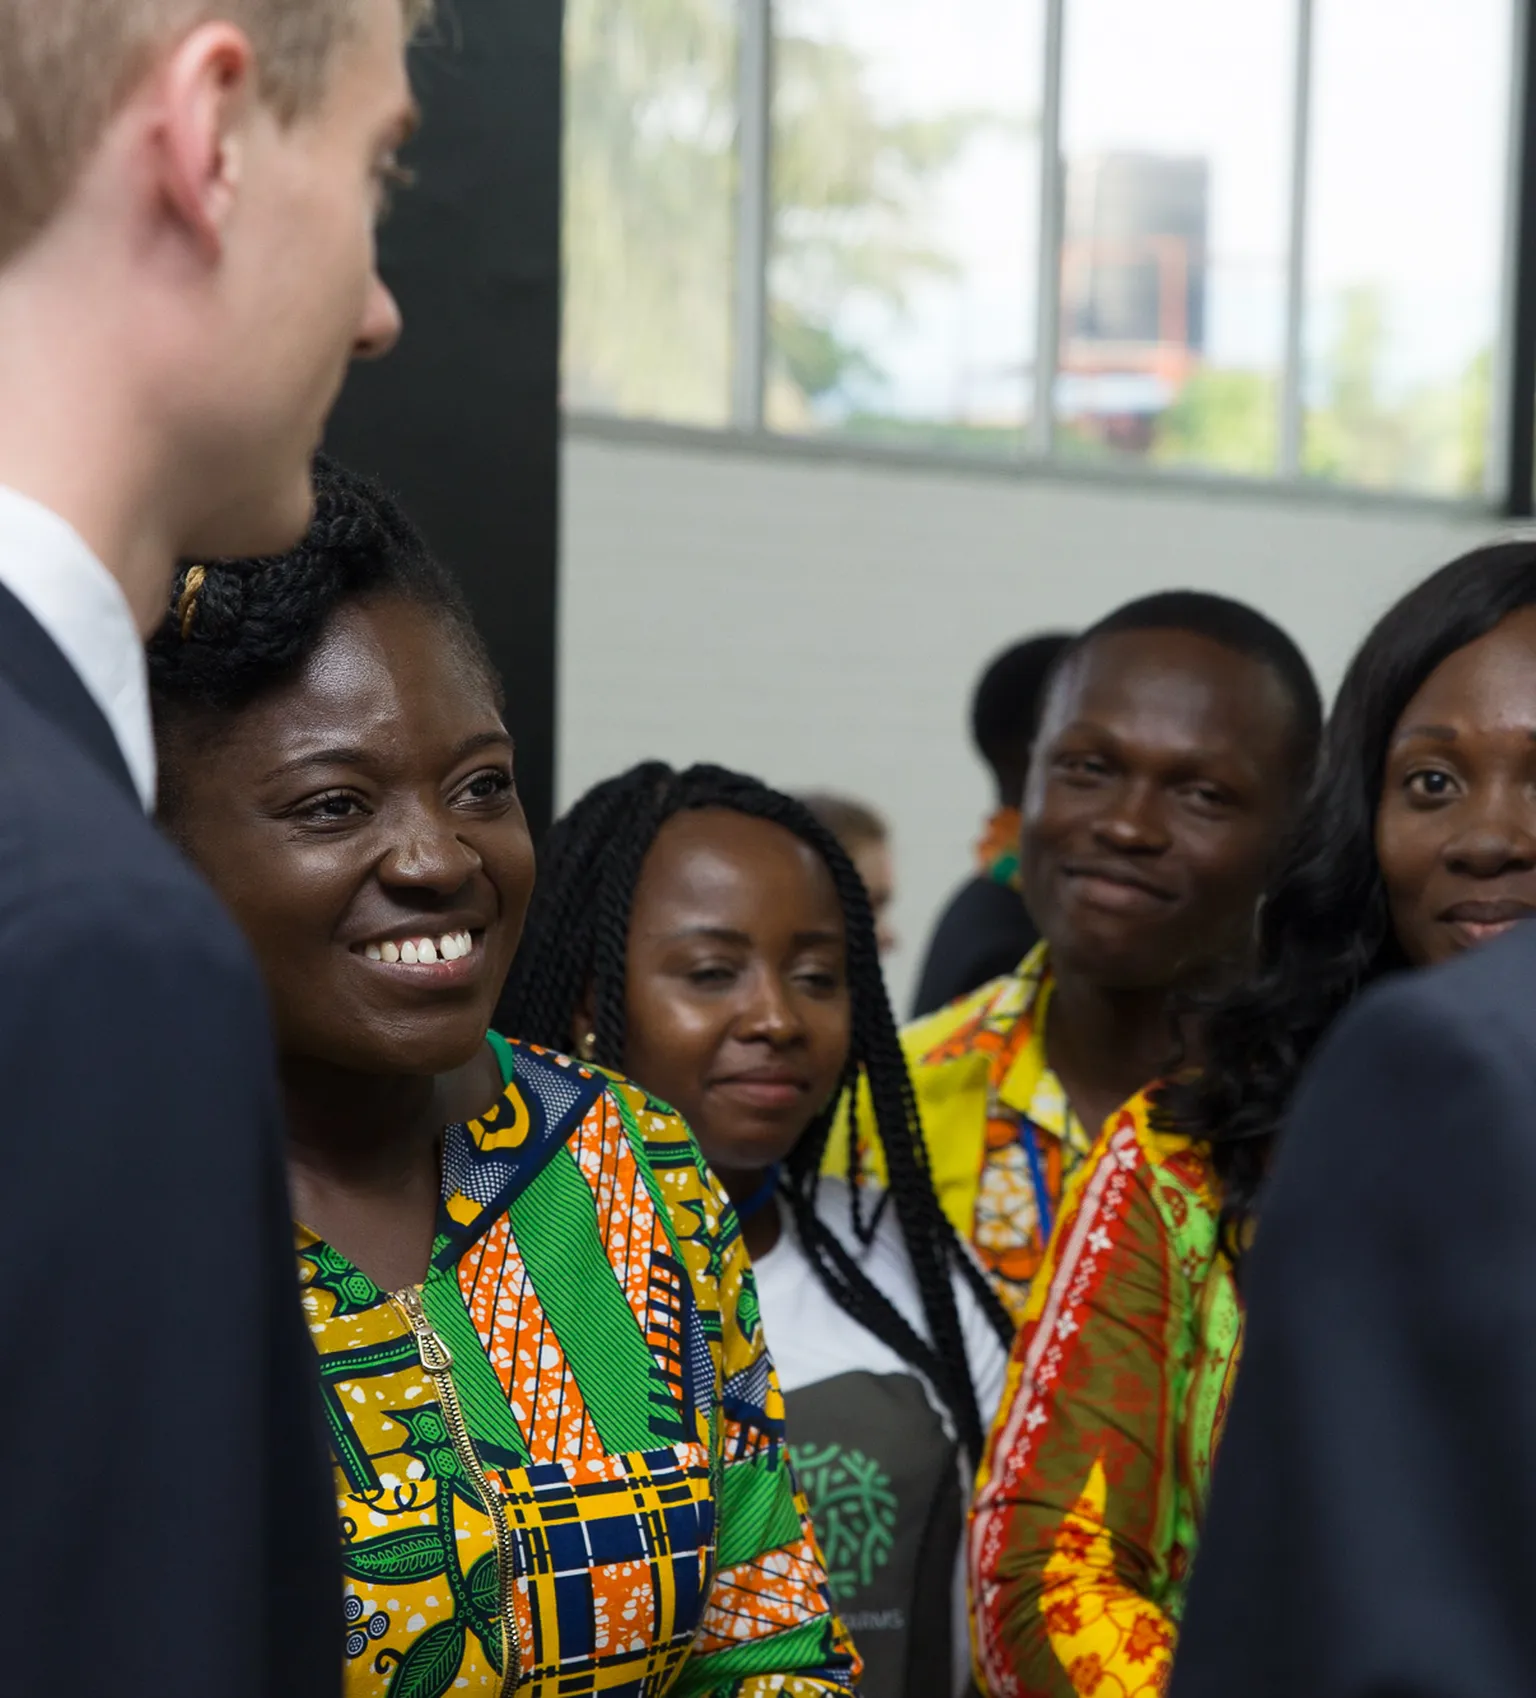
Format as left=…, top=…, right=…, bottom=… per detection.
left=0, top=0, right=418, bottom=1689
left=151, top=465, right=859, bottom=1698
left=502, top=762, right=1013, bottom=1698
left=801, top=789, right=898, bottom=955
left=913, top=634, right=1073, bottom=1018
left=1160, top=545, right=1536, bottom=1697
left=837, top=593, right=1321, bottom=1327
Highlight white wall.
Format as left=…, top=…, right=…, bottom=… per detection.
left=559, top=425, right=1509, bottom=1013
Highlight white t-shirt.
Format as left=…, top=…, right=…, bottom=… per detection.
left=752, top=1176, right=1008, bottom=1697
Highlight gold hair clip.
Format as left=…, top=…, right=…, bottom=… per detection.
left=177, top=565, right=207, bottom=640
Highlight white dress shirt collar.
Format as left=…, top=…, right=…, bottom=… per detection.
left=0, top=485, right=156, bottom=809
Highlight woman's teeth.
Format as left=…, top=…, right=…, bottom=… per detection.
left=363, top=931, right=474, bottom=965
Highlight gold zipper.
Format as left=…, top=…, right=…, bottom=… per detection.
left=390, top=1284, right=522, bottom=1693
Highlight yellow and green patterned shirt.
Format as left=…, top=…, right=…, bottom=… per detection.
left=297, top=1033, right=859, bottom=1697
left=832, top=944, right=1156, bottom=1324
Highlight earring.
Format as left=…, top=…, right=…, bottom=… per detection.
left=577, top=1030, right=597, bottom=1061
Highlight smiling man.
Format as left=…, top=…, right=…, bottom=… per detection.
left=853, top=593, right=1321, bottom=1324
left=0, top=2, right=424, bottom=1694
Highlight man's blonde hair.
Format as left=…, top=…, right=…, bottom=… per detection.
left=0, top=0, right=429, bottom=266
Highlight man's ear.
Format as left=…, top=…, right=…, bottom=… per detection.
left=144, top=23, right=259, bottom=261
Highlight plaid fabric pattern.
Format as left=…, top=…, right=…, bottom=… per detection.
left=493, top=1447, right=715, bottom=1690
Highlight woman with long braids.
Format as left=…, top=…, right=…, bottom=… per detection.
left=146, top=458, right=858, bottom=1698
left=973, top=542, right=1536, bottom=1698
left=499, top=761, right=1014, bottom=1698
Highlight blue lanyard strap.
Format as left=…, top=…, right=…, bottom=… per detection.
left=1015, top=1119, right=1053, bottom=1244
left=735, top=1164, right=782, bottom=1224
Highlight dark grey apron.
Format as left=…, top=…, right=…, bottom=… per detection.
left=787, top=1369, right=973, bottom=1698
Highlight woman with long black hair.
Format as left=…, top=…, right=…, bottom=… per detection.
left=1166, top=539, right=1536, bottom=1260
left=500, top=761, right=1013, bottom=1698
left=972, top=540, right=1536, bottom=1698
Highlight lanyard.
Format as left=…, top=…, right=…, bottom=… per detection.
left=1015, top=1118, right=1054, bottom=1245
left=983, top=1009, right=1057, bottom=1246
left=735, top=1164, right=782, bottom=1223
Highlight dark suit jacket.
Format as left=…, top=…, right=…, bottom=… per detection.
left=1170, top=919, right=1536, bottom=1698
left=0, top=584, right=339, bottom=1696
left=911, top=876, right=1039, bottom=1018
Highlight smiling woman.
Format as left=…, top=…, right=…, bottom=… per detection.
left=1374, top=606, right=1536, bottom=963
left=146, top=457, right=859, bottom=1698
left=1165, top=539, right=1536, bottom=1245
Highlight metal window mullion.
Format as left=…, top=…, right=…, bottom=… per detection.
left=1028, top=0, right=1066, bottom=457
left=1278, top=0, right=1315, bottom=479
left=731, top=0, right=772, bottom=432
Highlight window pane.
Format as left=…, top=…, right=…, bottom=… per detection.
left=1302, top=0, right=1512, bottom=497
left=562, top=0, right=737, bottom=425
left=1055, top=0, right=1296, bottom=473
left=767, top=0, right=1043, bottom=452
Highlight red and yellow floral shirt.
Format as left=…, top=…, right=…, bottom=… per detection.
left=968, top=1102, right=1241, bottom=1697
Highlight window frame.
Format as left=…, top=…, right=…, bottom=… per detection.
left=567, top=0, right=1536, bottom=516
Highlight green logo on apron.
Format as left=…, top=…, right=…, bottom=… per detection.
left=790, top=1442, right=899, bottom=1597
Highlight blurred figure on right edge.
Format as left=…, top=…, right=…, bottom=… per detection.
left=913, top=634, right=1072, bottom=1018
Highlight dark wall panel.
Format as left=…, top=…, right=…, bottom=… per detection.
left=327, top=0, right=562, bottom=835
left=1506, top=18, right=1536, bottom=518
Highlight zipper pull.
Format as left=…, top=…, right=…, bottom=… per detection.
left=392, top=1285, right=454, bottom=1374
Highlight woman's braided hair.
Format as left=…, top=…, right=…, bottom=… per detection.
left=499, top=761, right=1013, bottom=1465
left=147, top=455, right=494, bottom=788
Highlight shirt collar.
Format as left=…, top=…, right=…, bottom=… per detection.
left=993, top=947, right=1093, bottom=1151
left=0, top=486, right=156, bottom=810
left=993, top=944, right=1158, bottom=1153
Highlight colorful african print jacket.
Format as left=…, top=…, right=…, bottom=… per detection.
left=832, top=943, right=1153, bottom=1324
left=975, top=806, right=1024, bottom=890
left=968, top=1103, right=1241, bottom=1698
left=297, top=1033, right=859, bottom=1698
